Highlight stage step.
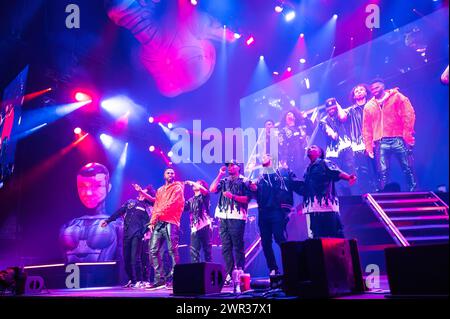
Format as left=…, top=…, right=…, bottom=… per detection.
left=384, top=207, right=447, bottom=213
left=364, top=191, right=449, bottom=247
left=398, top=224, right=449, bottom=231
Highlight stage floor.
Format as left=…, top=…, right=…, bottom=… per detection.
left=5, top=280, right=391, bottom=300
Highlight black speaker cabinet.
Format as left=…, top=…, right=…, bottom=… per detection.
left=385, top=243, right=449, bottom=297
left=173, top=262, right=224, bottom=295
left=24, top=262, right=119, bottom=289
left=281, top=238, right=364, bottom=298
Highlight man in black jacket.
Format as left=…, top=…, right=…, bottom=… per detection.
left=101, top=185, right=154, bottom=288
left=249, top=154, right=304, bottom=276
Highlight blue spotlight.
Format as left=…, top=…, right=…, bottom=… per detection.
left=119, top=143, right=128, bottom=166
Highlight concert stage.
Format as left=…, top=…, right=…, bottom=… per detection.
left=1, top=1, right=449, bottom=311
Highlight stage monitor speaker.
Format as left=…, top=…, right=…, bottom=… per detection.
left=24, top=262, right=119, bottom=289
left=173, top=262, right=224, bottom=295
left=385, top=243, right=449, bottom=297
left=23, top=276, right=44, bottom=295
left=281, top=238, right=365, bottom=298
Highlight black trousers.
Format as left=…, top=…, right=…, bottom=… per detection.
left=258, top=213, right=287, bottom=272
left=308, top=212, right=345, bottom=239
left=353, top=150, right=377, bottom=194
left=374, top=137, right=417, bottom=192
left=219, top=219, right=246, bottom=277
left=336, top=148, right=356, bottom=196
left=190, top=226, right=212, bottom=263
left=123, top=235, right=143, bottom=283
left=149, top=221, right=180, bottom=283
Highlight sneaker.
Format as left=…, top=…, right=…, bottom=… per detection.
left=223, top=274, right=232, bottom=287
left=123, top=280, right=133, bottom=288
left=165, top=280, right=173, bottom=289
left=146, top=281, right=165, bottom=290
left=131, top=281, right=144, bottom=289
left=143, top=281, right=152, bottom=289
left=269, top=269, right=280, bottom=276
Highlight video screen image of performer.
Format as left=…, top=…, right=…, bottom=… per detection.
left=278, top=109, right=313, bottom=177
left=59, top=163, right=122, bottom=263
left=184, top=180, right=213, bottom=263
left=320, top=98, right=355, bottom=195
left=148, top=168, right=185, bottom=289
left=249, top=153, right=303, bottom=276
left=342, top=84, right=377, bottom=194
left=301, top=145, right=357, bottom=239
left=210, top=160, right=252, bottom=285
left=362, top=78, right=417, bottom=192
left=101, top=184, right=155, bottom=289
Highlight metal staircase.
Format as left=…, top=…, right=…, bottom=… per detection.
left=364, top=192, right=449, bottom=246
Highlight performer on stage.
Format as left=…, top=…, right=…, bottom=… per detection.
left=320, top=98, right=354, bottom=195
left=148, top=168, right=185, bottom=288
left=59, top=163, right=122, bottom=263
left=278, top=109, right=313, bottom=176
left=249, top=154, right=303, bottom=276
left=210, top=160, right=252, bottom=285
left=362, top=78, right=417, bottom=192
left=101, top=184, right=154, bottom=288
left=343, top=84, right=377, bottom=193
left=301, top=145, right=356, bottom=238
left=184, top=180, right=213, bottom=263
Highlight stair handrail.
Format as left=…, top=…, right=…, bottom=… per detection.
left=364, top=193, right=410, bottom=247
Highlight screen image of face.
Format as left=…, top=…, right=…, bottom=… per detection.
left=77, top=173, right=109, bottom=209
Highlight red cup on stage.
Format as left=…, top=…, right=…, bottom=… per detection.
left=240, top=273, right=251, bottom=292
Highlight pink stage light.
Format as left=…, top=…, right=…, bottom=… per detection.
left=74, top=127, right=82, bottom=135
left=275, top=6, right=283, bottom=13
left=190, top=0, right=198, bottom=5
left=149, top=145, right=155, bottom=152
left=246, top=36, right=255, bottom=46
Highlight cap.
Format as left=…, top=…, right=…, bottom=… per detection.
left=325, top=98, right=337, bottom=108
left=225, top=159, right=242, bottom=165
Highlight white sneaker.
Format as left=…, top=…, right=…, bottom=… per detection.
left=269, top=270, right=280, bottom=276
left=123, top=280, right=133, bottom=288
left=131, top=281, right=144, bottom=289
left=143, top=282, right=152, bottom=289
